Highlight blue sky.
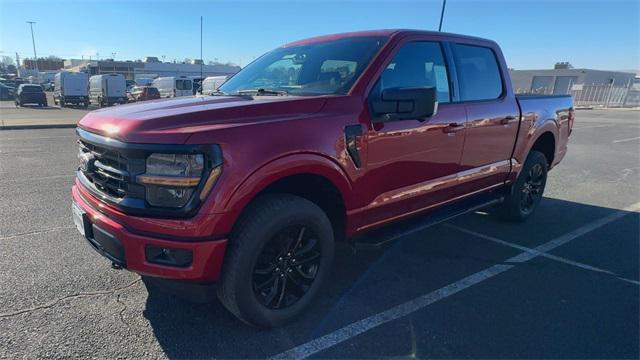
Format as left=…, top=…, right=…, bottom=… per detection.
left=0, top=0, right=638, bottom=70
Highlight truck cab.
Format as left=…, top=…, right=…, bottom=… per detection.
left=71, top=30, right=573, bottom=327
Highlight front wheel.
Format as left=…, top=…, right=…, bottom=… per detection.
left=498, top=151, right=548, bottom=221
left=218, top=194, right=334, bottom=327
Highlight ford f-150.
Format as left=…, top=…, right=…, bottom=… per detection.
left=71, top=29, right=573, bottom=327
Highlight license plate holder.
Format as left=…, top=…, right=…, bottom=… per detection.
left=72, top=202, right=87, bottom=237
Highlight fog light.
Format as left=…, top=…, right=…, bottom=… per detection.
left=145, top=246, right=193, bottom=267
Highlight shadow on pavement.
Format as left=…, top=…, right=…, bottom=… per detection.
left=141, top=197, right=639, bottom=358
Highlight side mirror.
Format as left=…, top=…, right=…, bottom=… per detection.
left=370, top=87, right=438, bottom=123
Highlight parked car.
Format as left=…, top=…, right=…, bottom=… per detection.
left=54, top=72, right=89, bottom=108
left=151, top=76, right=193, bottom=97
left=71, top=30, right=573, bottom=327
left=15, top=84, right=47, bottom=107
left=127, top=86, right=160, bottom=102
left=0, top=82, right=15, bottom=100
left=201, top=76, right=228, bottom=95
left=89, top=74, right=127, bottom=107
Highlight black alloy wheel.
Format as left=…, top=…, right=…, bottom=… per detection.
left=252, top=225, right=321, bottom=309
left=520, top=162, right=544, bottom=214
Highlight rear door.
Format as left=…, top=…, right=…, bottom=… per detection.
left=451, top=42, right=520, bottom=194
left=357, top=40, right=467, bottom=230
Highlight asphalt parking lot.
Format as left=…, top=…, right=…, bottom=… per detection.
left=0, top=109, right=638, bottom=358
left=0, top=93, right=92, bottom=129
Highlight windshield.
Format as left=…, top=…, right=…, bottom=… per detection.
left=219, top=36, right=386, bottom=96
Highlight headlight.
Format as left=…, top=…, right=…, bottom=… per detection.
left=138, top=153, right=205, bottom=208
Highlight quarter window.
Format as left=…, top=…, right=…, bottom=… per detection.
left=453, top=44, right=503, bottom=101
left=379, top=42, right=451, bottom=103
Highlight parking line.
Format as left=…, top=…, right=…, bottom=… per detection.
left=443, top=223, right=639, bottom=285
left=612, top=136, right=640, bottom=144
left=0, top=135, right=76, bottom=141
left=271, top=201, right=640, bottom=359
left=572, top=124, right=615, bottom=130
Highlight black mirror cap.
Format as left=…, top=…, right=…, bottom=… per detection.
left=371, top=86, right=438, bottom=123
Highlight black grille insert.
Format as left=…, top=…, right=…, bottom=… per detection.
left=78, top=139, right=130, bottom=199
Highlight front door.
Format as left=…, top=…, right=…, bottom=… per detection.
left=354, top=41, right=467, bottom=231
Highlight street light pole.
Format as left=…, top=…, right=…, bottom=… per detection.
left=26, top=21, right=39, bottom=83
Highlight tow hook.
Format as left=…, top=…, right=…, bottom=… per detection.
left=111, top=262, right=124, bottom=270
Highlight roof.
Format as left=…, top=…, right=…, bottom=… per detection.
left=282, top=29, right=494, bottom=47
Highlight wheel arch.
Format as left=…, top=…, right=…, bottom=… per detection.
left=223, top=153, right=353, bottom=241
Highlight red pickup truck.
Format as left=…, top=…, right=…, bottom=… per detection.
left=71, top=29, right=573, bottom=327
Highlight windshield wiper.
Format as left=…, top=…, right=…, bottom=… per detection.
left=236, top=88, right=288, bottom=96
left=209, top=90, right=246, bottom=97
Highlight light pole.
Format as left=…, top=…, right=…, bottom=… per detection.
left=26, top=21, right=39, bottom=83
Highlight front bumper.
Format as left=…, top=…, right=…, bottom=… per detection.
left=71, top=184, right=228, bottom=281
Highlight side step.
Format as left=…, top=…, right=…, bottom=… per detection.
left=353, top=192, right=504, bottom=249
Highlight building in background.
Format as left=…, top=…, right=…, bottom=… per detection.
left=23, top=58, right=64, bottom=71
left=62, top=58, right=240, bottom=81
left=510, top=63, right=637, bottom=107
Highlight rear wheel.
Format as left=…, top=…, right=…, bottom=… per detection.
left=498, top=151, right=548, bottom=221
left=218, top=194, right=334, bottom=327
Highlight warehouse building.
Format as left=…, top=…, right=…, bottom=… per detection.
left=63, top=59, right=240, bottom=80
left=510, top=62, right=636, bottom=95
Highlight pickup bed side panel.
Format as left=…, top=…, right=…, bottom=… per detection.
left=511, top=95, right=573, bottom=179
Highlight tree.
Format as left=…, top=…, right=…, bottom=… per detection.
left=0, top=56, right=15, bottom=67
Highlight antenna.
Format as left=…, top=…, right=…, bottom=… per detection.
left=438, top=0, right=447, bottom=32
left=200, top=16, right=203, bottom=90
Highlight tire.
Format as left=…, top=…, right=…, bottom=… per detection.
left=218, top=194, right=334, bottom=327
left=498, top=151, right=548, bottom=221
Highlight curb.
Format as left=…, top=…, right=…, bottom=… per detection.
left=0, top=124, right=77, bottom=130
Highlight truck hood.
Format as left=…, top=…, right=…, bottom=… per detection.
left=78, top=95, right=328, bottom=143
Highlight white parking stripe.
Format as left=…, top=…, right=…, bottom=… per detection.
left=271, top=201, right=640, bottom=359
left=572, top=124, right=615, bottom=130
left=444, top=223, right=639, bottom=284
left=612, top=136, right=640, bottom=144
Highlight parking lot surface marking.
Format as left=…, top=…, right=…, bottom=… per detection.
left=443, top=223, right=639, bottom=285
left=0, top=174, right=75, bottom=184
left=612, top=136, right=640, bottom=144
left=272, top=201, right=640, bottom=359
left=572, top=124, right=616, bottom=130
left=0, top=225, right=74, bottom=241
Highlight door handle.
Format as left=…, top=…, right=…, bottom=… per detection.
left=443, top=123, right=465, bottom=133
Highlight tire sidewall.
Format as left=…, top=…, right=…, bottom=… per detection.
left=509, top=151, right=548, bottom=219
left=228, top=197, right=334, bottom=327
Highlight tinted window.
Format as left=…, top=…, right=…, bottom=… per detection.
left=176, top=79, right=192, bottom=90
left=21, top=85, right=43, bottom=93
left=380, top=42, right=450, bottom=103
left=453, top=44, right=502, bottom=101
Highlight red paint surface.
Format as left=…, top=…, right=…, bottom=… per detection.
left=74, top=30, right=572, bottom=281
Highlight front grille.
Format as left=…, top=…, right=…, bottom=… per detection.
left=78, top=139, right=130, bottom=199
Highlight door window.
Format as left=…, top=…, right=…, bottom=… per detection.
left=379, top=42, right=451, bottom=103
left=452, top=44, right=503, bottom=101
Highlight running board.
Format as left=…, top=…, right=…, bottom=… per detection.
left=353, top=192, right=504, bottom=249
